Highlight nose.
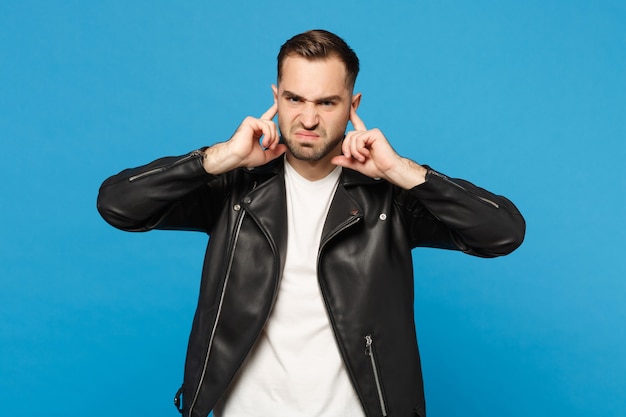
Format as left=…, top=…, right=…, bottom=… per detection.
left=300, top=103, right=319, bottom=129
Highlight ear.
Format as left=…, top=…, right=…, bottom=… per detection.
left=272, top=84, right=278, bottom=105
left=351, top=93, right=362, bottom=112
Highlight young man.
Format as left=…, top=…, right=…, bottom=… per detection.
left=98, top=30, right=525, bottom=417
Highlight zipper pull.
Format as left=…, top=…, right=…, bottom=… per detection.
left=174, top=386, right=184, bottom=414
left=364, top=334, right=389, bottom=416
left=365, top=334, right=373, bottom=355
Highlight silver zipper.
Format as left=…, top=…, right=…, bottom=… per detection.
left=128, top=150, right=204, bottom=182
left=128, top=166, right=166, bottom=182
left=365, top=335, right=388, bottom=416
left=319, top=214, right=361, bottom=250
left=428, top=170, right=500, bottom=208
left=188, top=210, right=246, bottom=415
left=476, top=195, right=500, bottom=208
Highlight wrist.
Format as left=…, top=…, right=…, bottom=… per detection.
left=202, top=143, right=224, bottom=175
left=202, top=143, right=235, bottom=175
left=385, top=158, right=427, bottom=189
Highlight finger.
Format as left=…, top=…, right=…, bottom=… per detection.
left=350, top=133, right=370, bottom=162
left=263, top=143, right=287, bottom=162
left=350, top=107, right=367, bottom=131
left=342, top=133, right=364, bottom=162
left=331, top=155, right=355, bottom=169
left=331, top=154, right=367, bottom=172
left=349, top=133, right=361, bottom=161
left=259, top=121, right=277, bottom=148
left=342, top=132, right=355, bottom=159
left=260, top=102, right=278, bottom=120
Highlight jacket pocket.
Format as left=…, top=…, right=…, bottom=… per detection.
left=365, top=334, right=388, bottom=416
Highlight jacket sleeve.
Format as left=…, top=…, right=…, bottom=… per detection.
left=400, top=167, right=526, bottom=258
left=96, top=149, right=222, bottom=233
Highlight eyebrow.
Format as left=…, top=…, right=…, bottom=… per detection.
left=282, top=90, right=343, bottom=103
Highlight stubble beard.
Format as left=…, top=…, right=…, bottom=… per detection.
left=281, top=126, right=344, bottom=162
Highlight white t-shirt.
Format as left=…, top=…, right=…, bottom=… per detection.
left=214, top=160, right=364, bottom=417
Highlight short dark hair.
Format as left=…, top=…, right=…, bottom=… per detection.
left=277, top=29, right=360, bottom=89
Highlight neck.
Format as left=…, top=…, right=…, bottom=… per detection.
left=285, top=146, right=342, bottom=181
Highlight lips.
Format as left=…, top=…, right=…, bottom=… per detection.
left=294, top=130, right=320, bottom=140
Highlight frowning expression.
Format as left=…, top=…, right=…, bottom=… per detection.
left=273, top=56, right=360, bottom=163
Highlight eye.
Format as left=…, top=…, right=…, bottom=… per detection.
left=287, top=96, right=301, bottom=103
left=320, top=101, right=335, bottom=107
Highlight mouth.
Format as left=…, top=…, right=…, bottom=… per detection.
left=294, top=130, right=320, bottom=140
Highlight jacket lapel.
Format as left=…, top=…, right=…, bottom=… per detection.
left=242, top=164, right=377, bottom=262
left=242, top=166, right=288, bottom=273
left=320, top=175, right=365, bottom=247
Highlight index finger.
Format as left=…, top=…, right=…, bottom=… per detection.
left=350, top=107, right=367, bottom=131
left=260, top=102, right=278, bottom=120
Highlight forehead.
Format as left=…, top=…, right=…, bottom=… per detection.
left=278, top=56, right=350, bottom=97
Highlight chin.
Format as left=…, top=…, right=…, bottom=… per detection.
left=284, top=135, right=343, bottom=162
left=288, top=146, right=326, bottom=162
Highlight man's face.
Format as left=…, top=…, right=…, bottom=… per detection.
left=273, top=56, right=360, bottom=163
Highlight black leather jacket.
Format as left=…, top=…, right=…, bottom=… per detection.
left=97, top=150, right=525, bottom=417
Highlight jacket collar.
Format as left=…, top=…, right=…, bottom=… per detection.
left=245, top=155, right=383, bottom=188
left=241, top=156, right=381, bottom=260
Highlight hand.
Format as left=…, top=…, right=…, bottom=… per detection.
left=203, top=103, right=287, bottom=175
left=331, top=108, right=427, bottom=189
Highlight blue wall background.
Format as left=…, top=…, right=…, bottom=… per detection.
left=1, top=1, right=624, bottom=416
